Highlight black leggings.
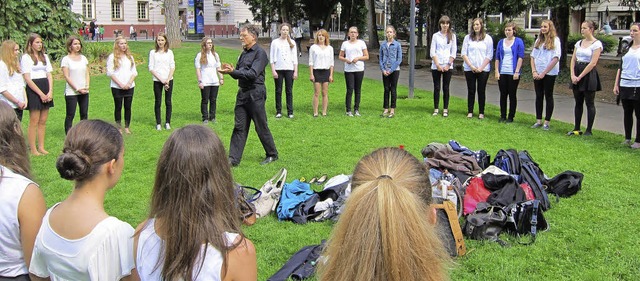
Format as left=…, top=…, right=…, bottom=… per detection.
left=64, top=94, right=89, bottom=134
left=572, top=90, right=596, bottom=132
left=622, top=98, right=640, bottom=142
left=382, top=70, right=399, bottom=109
left=14, top=109, right=23, bottom=122
left=274, top=70, right=294, bottom=115
left=201, top=85, right=219, bottom=121
left=533, top=75, right=556, bottom=121
left=498, top=74, right=520, bottom=120
left=112, top=88, right=134, bottom=128
left=432, top=69, right=452, bottom=110
left=345, top=71, right=364, bottom=112
left=464, top=71, right=489, bottom=114
left=153, top=80, right=173, bottom=125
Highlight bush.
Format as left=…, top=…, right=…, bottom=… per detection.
left=83, top=42, right=112, bottom=63
left=567, top=34, right=618, bottom=54
left=486, top=21, right=535, bottom=49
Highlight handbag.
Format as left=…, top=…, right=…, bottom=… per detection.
left=235, top=184, right=260, bottom=226
left=254, top=168, right=287, bottom=218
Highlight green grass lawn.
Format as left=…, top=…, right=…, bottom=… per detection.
left=26, top=41, right=640, bottom=280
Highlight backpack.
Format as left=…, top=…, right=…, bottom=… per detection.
left=518, top=151, right=551, bottom=211
left=493, top=149, right=521, bottom=177
left=474, top=150, right=491, bottom=170
left=546, top=171, right=584, bottom=198
left=504, top=199, right=549, bottom=244
left=462, top=202, right=508, bottom=246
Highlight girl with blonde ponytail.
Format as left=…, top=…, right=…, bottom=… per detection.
left=318, top=147, right=449, bottom=281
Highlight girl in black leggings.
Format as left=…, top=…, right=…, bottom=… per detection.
left=614, top=23, right=640, bottom=149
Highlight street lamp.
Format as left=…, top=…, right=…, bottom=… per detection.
left=336, top=2, right=342, bottom=33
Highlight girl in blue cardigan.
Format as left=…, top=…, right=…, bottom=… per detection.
left=494, top=22, right=525, bottom=123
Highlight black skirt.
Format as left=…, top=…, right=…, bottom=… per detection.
left=571, top=62, right=602, bottom=92
left=619, top=86, right=640, bottom=101
left=313, top=69, right=330, bottom=83
left=26, top=78, right=54, bottom=110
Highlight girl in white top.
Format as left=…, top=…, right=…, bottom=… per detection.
left=106, top=36, right=138, bottom=134
left=0, top=40, right=27, bottom=121
left=60, top=36, right=90, bottom=134
left=530, top=20, right=562, bottom=130
left=21, top=33, right=53, bottom=156
left=339, top=26, right=369, bottom=116
left=569, top=20, right=602, bottom=136
left=0, top=102, right=46, bottom=280
left=195, top=37, right=223, bottom=123
left=134, top=125, right=256, bottom=281
left=309, top=29, right=334, bottom=117
left=30, top=120, right=137, bottom=281
left=430, top=15, right=457, bottom=117
left=461, top=18, right=493, bottom=119
left=149, top=33, right=175, bottom=131
left=614, top=23, right=640, bottom=148
left=270, top=23, right=299, bottom=118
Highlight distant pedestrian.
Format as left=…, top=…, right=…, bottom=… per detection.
left=614, top=22, right=640, bottom=148
left=430, top=15, right=456, bottom=117
left=90, top=20, right=96, bottom=41
left=379, top=25, right=402, bottom=118
left=530, top=19, right=561, bottom=131
left=292, top=23, right=304, bottom=56
left=495, top=22, right=524, bottom=123
left=339, top=26, right=369, bottom=117
left=461, top=17, right=493, bottom=119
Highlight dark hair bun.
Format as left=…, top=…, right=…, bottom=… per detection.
left=56, top=149, right=91, bottom=181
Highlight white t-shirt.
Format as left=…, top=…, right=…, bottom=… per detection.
left=20, top=54, right=52, bottom=80
left=461, top=34, right=493, bottom=72
left=341, top=40, right=367, bottom=72
left=430, top=31, right=457, bottom=70
left=531, top=37, right=562, bottom=76
left=574, top=40, right=603, bottom=62
left=620, top=47, right=640, bottom=88
left=270, top=38, right=298, bottom=70
left=136, top=218, right=239, bottom=281
left=0, top=166, right=36, bottom=277
left=60, top=55, right=89, bottom=96
left=0, top=61, right=26, bottom=108
left=30, top=204, right=135, bottom=281
left=106, top=54, right=137, bottom=89
left=194, top=51, right=221, bottom=86
left=148, top=49, right=175, bottom=82
left=309, top=45, right=334, bottom=70
left=500, top=43, right=514, bottom=74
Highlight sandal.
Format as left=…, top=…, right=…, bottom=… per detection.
left=432, top=109, right=439, bottom=116
left=388, top=113, right=395, bottom=118
left=316, top=174, right=328, bottom=185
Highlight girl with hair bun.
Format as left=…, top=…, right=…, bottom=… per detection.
left=318, top=147, right=449, bottom=281
left=30, top=120, right=138, bottom=281
left=134, top=125, right=256, bottom=281
left=0, top=102, right=46, bottom=280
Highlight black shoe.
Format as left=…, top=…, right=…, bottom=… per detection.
left=498, top=118, right=506, bottom=123
left=229, top=157, right=239, bottom=167
left=506, top=118, right=514, bottom=123
left=260, top=156, right=278, bottom=165
left=584, top=131, right=593, bottom=136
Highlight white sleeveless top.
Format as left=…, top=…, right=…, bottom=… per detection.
left=136, top=218, right=239, bottom=281
left=0, top=165, right=35, bottom=277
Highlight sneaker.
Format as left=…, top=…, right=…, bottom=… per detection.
left=203, top=120, right=208, bottom=125
left=506, top=118, right=513, bottom=123
left=156, top=124, right=162, bottom=131
left=498, top=118, right=506, bottom=123
left=567, top=130, right=583, bottom=136
left=631, top=142, right=640, bottom=149
left=346, top=111, right=354, bottom=117
left=478, top=114, right=485, bottom=119
left=542, top=124, right=550, bottom=131
left=275, top=113, right=282, bottom=118
left=354, top=110, right=361, bottom=116
left=288, top=114, right=294, bottom=118
left=432, top=110, right=439, bottom=116
left=622, top=139, right=632, bottom=146
left=531, top=123, right=542, bottom=129
left=583, top=131, right=593, bottom=136
left=165, top=123, right=171, bottom=130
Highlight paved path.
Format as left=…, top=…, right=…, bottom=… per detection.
left=212, top=37, right=623, bottom=135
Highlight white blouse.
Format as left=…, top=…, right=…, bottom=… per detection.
left=0, top=61, right=25, bottom=108
left=106, top=54, right=138, bottom=89
left=194, top=51, right=222, bottom=86
left=531, top=37, right=562, bottom=76
left=461, top=34, right=493, bottom=72
left=148, top=49, right=175, bottom=82
left=30, top=204, right=135, bottom=281
left=430, top=31, right=457, bottom=70
left=341, top=40, right=367, bottom=72
left=20, top=54, right=52, bottom=80
left=309, top=44, right=334, bottom=70
left=574, top=40, right=603, bottom=62
left=60, top=55, right=89, bottom=96
left=270, top=38, right=298, bottom=70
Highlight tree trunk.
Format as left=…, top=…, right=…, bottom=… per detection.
left=365, top=0, right=379, bottom=49
left=165, top=0, right=180, bottom=47
left=552, top=5, right=570, bottom=71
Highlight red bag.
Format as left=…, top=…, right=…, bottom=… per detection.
left=463, top=177, right=491, bottom=215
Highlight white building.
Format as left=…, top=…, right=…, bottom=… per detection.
left=72, top=0, right=257, bottom=39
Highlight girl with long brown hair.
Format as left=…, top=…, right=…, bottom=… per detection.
left=134, top=125, right=256, bottom=281
left=318, top=147, right=449, bottom=281
left=0, top=40, right=27, bottom=121
left=430, top=15, right=456, bottom=117
left=461, top=18, right=493, bottom=119
left=530, top=19, right=561, bottom=130
left=270, top=22, right=299, bottom=118
left=195, top=37, right=223, bottom=124
left=495, top=22, right=525, bottom=123
left=149, top=32, right=175, bottom=130
left=21, top=33, right=53, bottom=155
left=107, top=36, right=137, bottom=134
left=309, top=29, right=334, bottom=117
left=61, top=36, right=90, bottom=134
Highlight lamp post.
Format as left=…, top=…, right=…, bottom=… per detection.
left=336, top=2, right=342, bottom=34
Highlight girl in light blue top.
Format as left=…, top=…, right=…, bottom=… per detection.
left=530, top=20, right=562, bottom=130
left=430, top=15, right=456, bottom=117
left=461, top=18, right=493, bottom=119
left=494, top=22, right=524, bottom=123
left=379, top=25, right=402, bottom=118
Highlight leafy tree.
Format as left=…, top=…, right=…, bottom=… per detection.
left=0, top=0, right=81, bottom=60
left=365, top=0, right=379, bottom=49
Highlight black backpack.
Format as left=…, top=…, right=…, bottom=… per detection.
left=504, top=200, right=549, bottom=244
left=546, top=171, right=584, bottom=198
left=462, top=202, right=508, bottom=246
left=493, top=149, right=521, bottom=176
left=518, top=151, right=551, bottom=211
left=474, top=150, right=491, bottom=170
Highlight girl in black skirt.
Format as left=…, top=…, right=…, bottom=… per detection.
left=569, top=20, right=602, bottom=136
left=21, top=33, right=53, bottom=155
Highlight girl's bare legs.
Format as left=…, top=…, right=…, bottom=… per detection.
left=28, top=110, right=41, bottom=155
left=37, top=108, right=49, bottom=154
left=313, top=82, right=321, bottom=116
left=321, top=82, right=329, bottom=116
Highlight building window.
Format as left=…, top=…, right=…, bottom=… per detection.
left=138, top=2, right=149, bottom=20
left=486, top=13, right=503, bottom=25
left=527, top=6, right=551, bottom=29
left=111, top=1, right=123, bottom=20
left=82, top=0, right=94, bottom=19
left=213, top=0, right=222, bottom=5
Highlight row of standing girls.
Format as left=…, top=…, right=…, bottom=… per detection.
left=431, top=17, right=604, bottom=136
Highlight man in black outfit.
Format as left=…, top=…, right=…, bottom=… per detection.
left=219, top=25, right=278, bottom=166
left=90, top=20, right=96, bottom=41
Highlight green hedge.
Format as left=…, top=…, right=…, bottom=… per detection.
left=567, top=34, right=618, bottom=53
